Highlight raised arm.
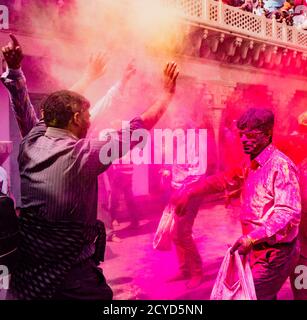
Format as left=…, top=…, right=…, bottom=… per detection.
left=140, top=62, right=179, bottom=130
left=70, top=52, right=107, bottom=95
left=1, top=34, right=38, bottom=138
left=172, top=167, right=244, bottom=216
left=90, top=62, right=136, bottom=121
left=82, top=61, right=180, bottom=175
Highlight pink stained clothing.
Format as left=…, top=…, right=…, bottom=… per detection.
left=240, top=144, right=301, bottom=245
left=299, top=159, right=307, bottom=257
left=171, top=195, right=203, bottom=277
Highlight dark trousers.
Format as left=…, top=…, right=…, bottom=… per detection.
left=53, top=259, right=113, bottom=300
left=250, top=241, right=299, bottom=300
left=110, top=173, right=139, bottom=226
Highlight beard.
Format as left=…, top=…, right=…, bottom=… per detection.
left=242, top=135, right=271, bottom=157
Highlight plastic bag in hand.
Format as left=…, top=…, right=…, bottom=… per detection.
left=153, top=204, right=175, bottom=251
left=210, top=248, right=257, bottom=300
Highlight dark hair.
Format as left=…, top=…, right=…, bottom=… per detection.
left=42, top=90, right=90, bottom=128
left=237, top=108, right=275, bottom=134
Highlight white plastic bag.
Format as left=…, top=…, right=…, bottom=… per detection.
left=153, top=204, right=175, bottom=251
left=210, top=248, right=257, bottom=300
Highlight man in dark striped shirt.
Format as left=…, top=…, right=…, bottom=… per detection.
left=1, top=34, right=179, bottom=300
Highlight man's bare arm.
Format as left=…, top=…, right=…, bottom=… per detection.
left=90, top=62, right=136, bottom=121
left=140, top=62, right=179, bottom=130
left=70, top=53, right=107, bottom=95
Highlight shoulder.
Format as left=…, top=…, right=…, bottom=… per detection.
left=267, top=148, right=300, bottom=185
left=271, top=147, right=298, bottom=173
left=21, top=119, right=47, bottom=143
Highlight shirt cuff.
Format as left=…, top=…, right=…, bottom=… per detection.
left=130, top=116, right=145, bottom=130
left=1, top=68, right=24, bottom=80
left=248, top=227, right=268, bottom=244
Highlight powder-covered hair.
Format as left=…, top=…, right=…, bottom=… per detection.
left=237, top=107, right=274, bottom=134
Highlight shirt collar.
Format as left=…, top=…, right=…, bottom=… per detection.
left=254, top=144, right=276, bottom=167
left=45, top=127, right=79, bottom=141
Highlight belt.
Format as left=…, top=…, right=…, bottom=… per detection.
left=253, top=237, right=297, bottom=251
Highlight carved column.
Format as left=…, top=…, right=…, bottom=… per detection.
left=205, top=82, right=236, bottom=171
left=268, top=89, right=296, bottom=133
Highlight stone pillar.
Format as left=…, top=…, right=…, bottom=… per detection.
left=205, top=82, right=235, bottom=171
left=268, top=89, right=296, bottom=134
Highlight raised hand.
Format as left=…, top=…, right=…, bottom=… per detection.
left=163, top=61, right=179, bottom=94
left=139, top=61, right=179, bottom=130
left=2, top=34, right=23, bottom=70
left=122, top=61, right=136, bottom=84
left=84, top=52, right=107, bottom=83
left=70, top=52, right=107, bottom=94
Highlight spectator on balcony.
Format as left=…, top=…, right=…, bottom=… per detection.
left=253, top=0, right=268, bottom=15
left=222, top=0, right=245, bottom=7
left=292, top=3, right=307, bottom=28
left=276, top=2, right=294, bottom=24
left=263, top=0, right=286, bottom=17
left=239, top=0, right=259, bottom=13
left=280, top=0, right=294, bottom=11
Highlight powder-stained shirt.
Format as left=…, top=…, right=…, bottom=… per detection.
left=193, top=144, right=302, bottom=245
left=240, top=144, right=301, bottom=244
left=299, top=159, right=307, bottom=257
left=1, top=68, right=144, bottom=225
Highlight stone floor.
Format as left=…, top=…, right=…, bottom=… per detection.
left=0, top=200, right=293, bottom=300
left=102, top=200, right=293, bottom=300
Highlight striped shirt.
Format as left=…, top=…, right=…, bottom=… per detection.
left=1, top=68, right=144, bottom=225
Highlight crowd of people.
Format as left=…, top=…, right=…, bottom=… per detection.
left=224, top=0, right=307, bottom=28
left=0, top=31, right=306, bottom=301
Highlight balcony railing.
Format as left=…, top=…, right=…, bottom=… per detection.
left=164, top=0, right=307, bottom=51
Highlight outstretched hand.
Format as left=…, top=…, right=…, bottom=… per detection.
left=163, top=62, right=179, bottom=94
left=2, top=34, right=23, bottom=69
left=84, top=52, right=107, bottom=82
left=122, top=61, right=136, bottom=83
